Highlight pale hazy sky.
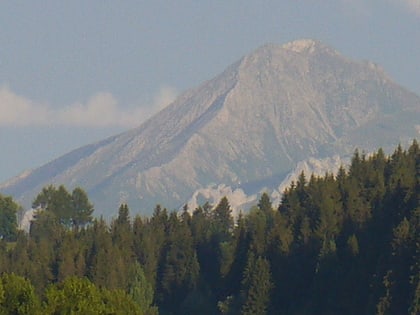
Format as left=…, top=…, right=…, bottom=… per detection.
left=0, top=1, right=419, bottom=182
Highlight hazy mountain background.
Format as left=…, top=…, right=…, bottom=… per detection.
left=1, top=39, right=419, bottom=218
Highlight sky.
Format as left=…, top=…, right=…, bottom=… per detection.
left=0, top=0, right=419, bottom=183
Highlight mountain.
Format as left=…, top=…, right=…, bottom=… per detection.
left=184, top=154, right=349, bottom=218
left=1, top=39, right=419, bottom=217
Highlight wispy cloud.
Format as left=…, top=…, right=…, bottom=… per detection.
left=0, top=86, right=177, bottom=127
left=152, top=86, right=179, bottom=112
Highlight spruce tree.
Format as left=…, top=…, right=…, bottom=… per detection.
left=240, top=253, right=272, bottom=315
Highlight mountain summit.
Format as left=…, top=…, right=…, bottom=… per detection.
left=2, top=40, right=419, bottom=217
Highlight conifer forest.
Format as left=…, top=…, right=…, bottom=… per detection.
left=0, top=141, right=419, bottom=314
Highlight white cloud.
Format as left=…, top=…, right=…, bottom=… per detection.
left=57, top=93, right=120, bottom=127
left=0, top=86, right=51, bottom=126
left=0, top=86, right=177, bottom=127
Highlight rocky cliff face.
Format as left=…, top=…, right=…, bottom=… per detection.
left=2, top=39, right=419, bottom=217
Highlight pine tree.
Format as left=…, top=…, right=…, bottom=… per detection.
left=112, top=204, right=133, bottom=248
left=128, top=262, right=156, bottom=314
left=258, top=193, right=273, bottom=214
left=213, top=197, right=234, bottom=242
left=240, top=253, right=272, bottom=315
left=71, top=187, right=94, bottom=228
left=158, top=212, right=199, bottom=312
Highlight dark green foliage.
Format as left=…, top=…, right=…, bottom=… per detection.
left=240, top=253, right=273, bottom=315
left=71, top=187, right=94, bottom=228
left=0, top=194, right=19, bottom=241
left=1, top=141, right=418, bottom=314
left=157, top=212, right=200, bottom=313
left=32, top=185, right=93, bottom=229
left=213, top=196, right=234, bottom=242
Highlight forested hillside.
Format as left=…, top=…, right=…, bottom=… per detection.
left=0, top=141, right=419, bottom=314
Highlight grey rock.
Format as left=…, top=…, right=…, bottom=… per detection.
left=2, top=39, right=419, bottom=218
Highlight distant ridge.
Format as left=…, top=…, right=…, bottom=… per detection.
left=2, top=39, right=419, bottom=217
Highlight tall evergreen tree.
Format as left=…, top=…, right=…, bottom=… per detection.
left=0, top=194, right=19, bottom=241
left=71, top=187, right=94, bottom=228
left=240, top=253, right=272, bottom=315
left=213, top=197, right=234, bottom=242
left=157, top=212, right=199, bottom=313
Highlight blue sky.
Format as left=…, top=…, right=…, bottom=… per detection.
left=0, top=0, right=419, bottom=182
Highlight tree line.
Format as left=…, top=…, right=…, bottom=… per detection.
left=0, top=140, right=419, bottom=314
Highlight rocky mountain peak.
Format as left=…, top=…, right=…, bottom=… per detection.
left=2, top=40, right=419, bottom=218
left=282, top=38, right=318, bottom=52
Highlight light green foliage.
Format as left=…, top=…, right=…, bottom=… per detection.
left=43, top=276, right=105, bottom=314
left=128, top=262, right=155, bottom=313
left=101, top=288, right=145, bottom=315
left=0, top=273, right=40, bottom=315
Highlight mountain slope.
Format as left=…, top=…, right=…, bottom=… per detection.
left=2, top=39, right=419, bottom=217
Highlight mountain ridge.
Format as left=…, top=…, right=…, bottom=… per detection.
left=2, top=39, right=419, bottom=217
